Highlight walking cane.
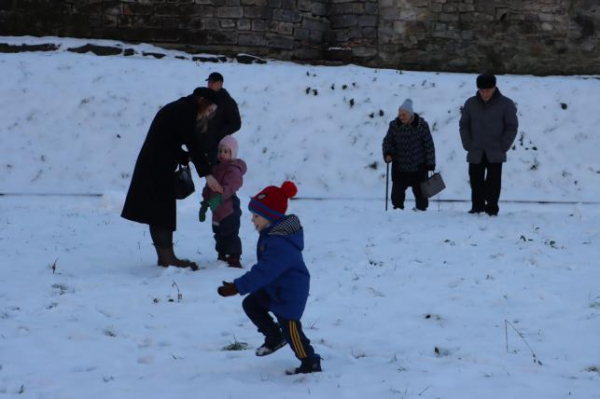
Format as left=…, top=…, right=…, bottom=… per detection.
left=385, top=162, right=390, bottom=211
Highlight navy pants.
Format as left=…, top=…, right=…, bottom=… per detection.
left=212, top=196, right=242, bottom=256
left=242, top=290, right=316, bottom=360
left=469, top=154, right=503, bottom=215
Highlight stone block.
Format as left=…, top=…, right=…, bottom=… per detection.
left=293, top=46, right=322, bottom=60
left=330, top=2, right=364, bottom=15
left=238, top=32, right=266, bottom=45
left=156, top=4, right=195, bottom=16
left=273, top=8, right=300, bottom=23
left=190, top=5, right=216, bottom=16
left=123, top=4, right=154, bottom=16
left=302, top=16, right=329, bottom=31
left=358, top=15, right=377, bottom=27
left=237, top=18, right=251, bottom=30
left=353, top=45, right=377, bottom=58
left=364, top=2, right=377, bottom=14
left=281, top=0, right=295, bottom=10
left=243, top=6, right=272, bottom=18
left=362, top=26, right=376, bottom=38
left=297, top=0, right=311, bottom=12
left=221, top=18, right=236, bottom=28
left=458, top=4, right=474, bottom=12
left=196, top=0, right=225, bottom=4
left=252, top=19, right=267, bottom=31
left=210, top=30, right=238, bottom=44
left=226, top=0, right=241, bottom=5
left=294, top=27, right=310, bottom=41
left=331, top=14, right=358, bottom=28
left=312, top=2, right=328, bottom=16
left=266, top=33, right=294, bottom=49
left=217, top=6, right=243, bottom=18
left=203, top=18, right=220, bottom=30
left=380, top=7, right=400, bottom=21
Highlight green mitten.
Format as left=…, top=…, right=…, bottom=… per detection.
left=199, top=201, right=209, bottom=222
left=208, top=194, right=223, bottom=211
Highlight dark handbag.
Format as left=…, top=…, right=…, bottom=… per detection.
left=420, top=172, right=446, bottom=198
left=174, top=164, right=195, bottom=200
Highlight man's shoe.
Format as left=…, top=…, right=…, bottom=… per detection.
left=217, top=253, right=226, bottom=262
left=286, top=357, right=322, bottom=375
left=468, top=208, right=484, bottom=214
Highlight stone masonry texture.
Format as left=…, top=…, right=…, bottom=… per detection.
left=0, top=0, right=599, bottom=75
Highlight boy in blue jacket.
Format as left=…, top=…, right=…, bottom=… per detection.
left=217, top=181, right=322, bottom=375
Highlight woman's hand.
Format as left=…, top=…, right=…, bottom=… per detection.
left=206, top=174, right=223, bottom=193
left=384, top=155, right=393, bottom=163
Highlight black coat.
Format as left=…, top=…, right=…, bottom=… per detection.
left=121, top=94, right=212, bottom=231
left=205, top=88, right=241, bottom=164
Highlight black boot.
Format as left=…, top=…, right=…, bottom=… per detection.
left=155, top=245, right=199, bottom=271
left=286, top=356, right=322, bottom=375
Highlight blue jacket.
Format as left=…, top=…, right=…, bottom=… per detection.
left=234, top=215, right=310, bottom=320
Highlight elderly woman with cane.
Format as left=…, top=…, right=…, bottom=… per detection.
left=382, top=98, right=436, bottom=211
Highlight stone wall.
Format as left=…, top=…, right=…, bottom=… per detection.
left=1, top=0, right=599, bottom=75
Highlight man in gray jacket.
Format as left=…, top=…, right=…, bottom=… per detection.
left=459, top=73, right=518, bottom=216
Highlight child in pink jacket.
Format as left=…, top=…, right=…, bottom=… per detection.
left=199, top=135, right=247, bottom=267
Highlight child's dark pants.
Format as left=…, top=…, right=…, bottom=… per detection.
left=212, top=196, right=242, bottom=256
left=242, top=290, right=316, bottom=360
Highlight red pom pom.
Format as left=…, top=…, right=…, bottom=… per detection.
left=280, top=181, right=298, bottom=199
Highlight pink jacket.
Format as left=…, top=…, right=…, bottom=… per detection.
left=202, top=159, right=247, bottom=222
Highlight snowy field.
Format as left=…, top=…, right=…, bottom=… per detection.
left=1, top=37, right=599, bottom=398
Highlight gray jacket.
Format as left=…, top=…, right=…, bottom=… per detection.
left=459, top=88, right=518, bottom=163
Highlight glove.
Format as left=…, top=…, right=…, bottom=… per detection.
left=426, top=164, right=436, bottom=171
left=384, top=154, right=393, bottom=164
left=217, top=281, right=238, bottom=297
left=199, top=201, right=209, bottom=222
left=208, top=194, right=223, bottom=211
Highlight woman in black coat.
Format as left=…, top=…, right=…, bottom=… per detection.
left=122, top=88, right=221, bottom=270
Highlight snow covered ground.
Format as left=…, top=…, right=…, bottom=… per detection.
left=0, top=37, right=599, bottom=398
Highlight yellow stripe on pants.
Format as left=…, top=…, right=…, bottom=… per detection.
left=289, top=321, right=307, bottom=359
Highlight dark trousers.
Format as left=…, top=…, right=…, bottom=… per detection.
left=391, top=170, right=429, bottom=211
left=212, top=197, right=242, bottom=256
left=469, top=154, right=503, bottom=214
left=242, top=291, right=316, bottom=360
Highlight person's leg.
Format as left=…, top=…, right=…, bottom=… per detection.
left=242, top=292, right=285, bottom=356
left=485, top=162, right=503, bottom=216
left=412, top=170, right=429, bottom=211
left=468, top=162, right=486, bottom=213
left=277, top=316, right=321, bottom=374
left=212, top=222, right=225, bottom=261
left=217, top=197, right=242, bottom=267
left=149, top=225, right=197, bottom=269
left=391, top=172, right=409, bottom=209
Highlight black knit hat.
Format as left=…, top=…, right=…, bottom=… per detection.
left=192, top=87, right=218, bottom=104
left=476, top=73, right=496, bottom=89
left=206, top=72, right=224, bottom=82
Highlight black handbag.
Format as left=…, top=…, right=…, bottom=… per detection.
left=420, top=172, right=446, bottom=198
left=174, top=164, right=195, bottom=200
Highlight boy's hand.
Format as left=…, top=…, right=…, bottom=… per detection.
left=208, top=194, right=223, bottom=211
left=199, top=201, right=209, bottom=222
left=217, top=281, right=238, bottom=297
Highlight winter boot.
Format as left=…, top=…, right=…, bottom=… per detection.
left=217, top=253, right=227, bottom=262
left=255, top=333, right=287, bottom=357
left=226, top=255, right=242, bottom=268
left=286, top=356, right=322, bottom=375
left=155, top=245, right=199, bottom=271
